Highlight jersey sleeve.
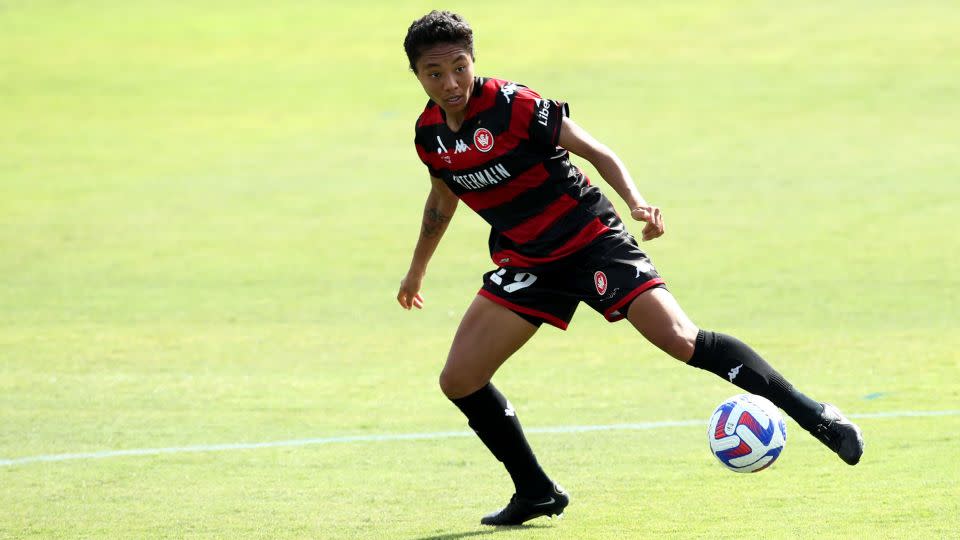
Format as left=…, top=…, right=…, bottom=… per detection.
left=414, top=130, right=442, bottom=178
left=515, top=87, right=569, bottom=150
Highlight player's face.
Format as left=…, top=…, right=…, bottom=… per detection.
left=414, top=43, right=475, bottom=118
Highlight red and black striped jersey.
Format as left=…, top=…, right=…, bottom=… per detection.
left=414, top=77, right=624, bottom=268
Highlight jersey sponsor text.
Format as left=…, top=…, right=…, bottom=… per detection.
left=451, top=163, right=510, bottom=190
left=535, top=99, right=551, bottom=127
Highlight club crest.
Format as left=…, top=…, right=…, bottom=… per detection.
left=594, top=271, right=608, bottom=295
left=474, top=128, right=494, bottom=152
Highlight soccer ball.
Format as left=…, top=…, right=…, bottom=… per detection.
left=707, top=394, right=787, bottom=473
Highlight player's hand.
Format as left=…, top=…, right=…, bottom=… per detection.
left=630, top=205, right=665, bottom=241
left=397, top=272, right=425, bottom=310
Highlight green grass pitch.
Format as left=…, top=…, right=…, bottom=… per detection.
left=2, top=1, right=958, bottom=538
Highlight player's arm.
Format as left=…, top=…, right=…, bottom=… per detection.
left=557, top=116, right=664, bottom=241
left=397, top=175, right=459, bottom=310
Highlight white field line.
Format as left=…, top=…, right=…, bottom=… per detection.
left=2, top=409, right=958, bottom=468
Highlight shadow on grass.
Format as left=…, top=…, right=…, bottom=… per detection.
left=412, top=524, right=553, bottom=540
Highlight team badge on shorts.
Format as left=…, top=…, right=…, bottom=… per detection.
left=474, top=128, right=494, bottom=152
left=594, top=271, right=608, bottom=295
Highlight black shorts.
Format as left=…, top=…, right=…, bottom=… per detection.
left=478, top=233, right=665, bottom=330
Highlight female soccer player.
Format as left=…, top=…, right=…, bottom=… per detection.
left=397, top=10, right=863, bottom=526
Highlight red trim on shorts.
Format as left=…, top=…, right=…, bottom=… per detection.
left=477, top=289, right=569, bottom=330
left=603, top=278, right=666, bottom=322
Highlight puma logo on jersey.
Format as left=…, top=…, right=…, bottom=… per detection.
left=728, top=364, right=743, bottom=382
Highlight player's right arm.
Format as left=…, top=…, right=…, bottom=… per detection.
left=397, top=175, right=459, bottom=310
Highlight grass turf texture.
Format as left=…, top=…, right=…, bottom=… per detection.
left=2, top=0, right=958, bottom=538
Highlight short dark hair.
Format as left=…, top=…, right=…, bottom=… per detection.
left=403, top=10, right=474, bottom=73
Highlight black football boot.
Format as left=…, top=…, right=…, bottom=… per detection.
left=810, top=403, right=864, bottom=465
left=480, top=483, right=570, bottom=526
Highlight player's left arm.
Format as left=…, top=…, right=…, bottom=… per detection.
left=558, top=116, right=664, bottom=241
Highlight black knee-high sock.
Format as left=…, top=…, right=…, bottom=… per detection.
left=688, top=330, right=824, bottom=431
left=451, top=383, right=553, bottom=497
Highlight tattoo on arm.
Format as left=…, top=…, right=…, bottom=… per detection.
left=422, top=207, right=450, bottom=238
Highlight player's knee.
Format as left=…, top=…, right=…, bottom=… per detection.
left=650, top=323, right=698, bottom=361
left=438, top=367, right=487, bottom=399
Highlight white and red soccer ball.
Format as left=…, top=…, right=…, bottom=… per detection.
left=707, top=394, right=787, bottom=473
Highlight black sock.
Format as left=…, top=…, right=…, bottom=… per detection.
left=688, top=330, right=824, bottom=431
left=450, top=383, right=553, bottom=497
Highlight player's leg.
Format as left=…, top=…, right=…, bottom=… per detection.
left=626, top=288, right=864, bottom=465
left=440, top=294, right=569, bottom=525
left=439, top=293, right=537, bottom=399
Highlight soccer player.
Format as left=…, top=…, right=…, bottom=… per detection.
left=397, top=10, right=864, bottom=526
